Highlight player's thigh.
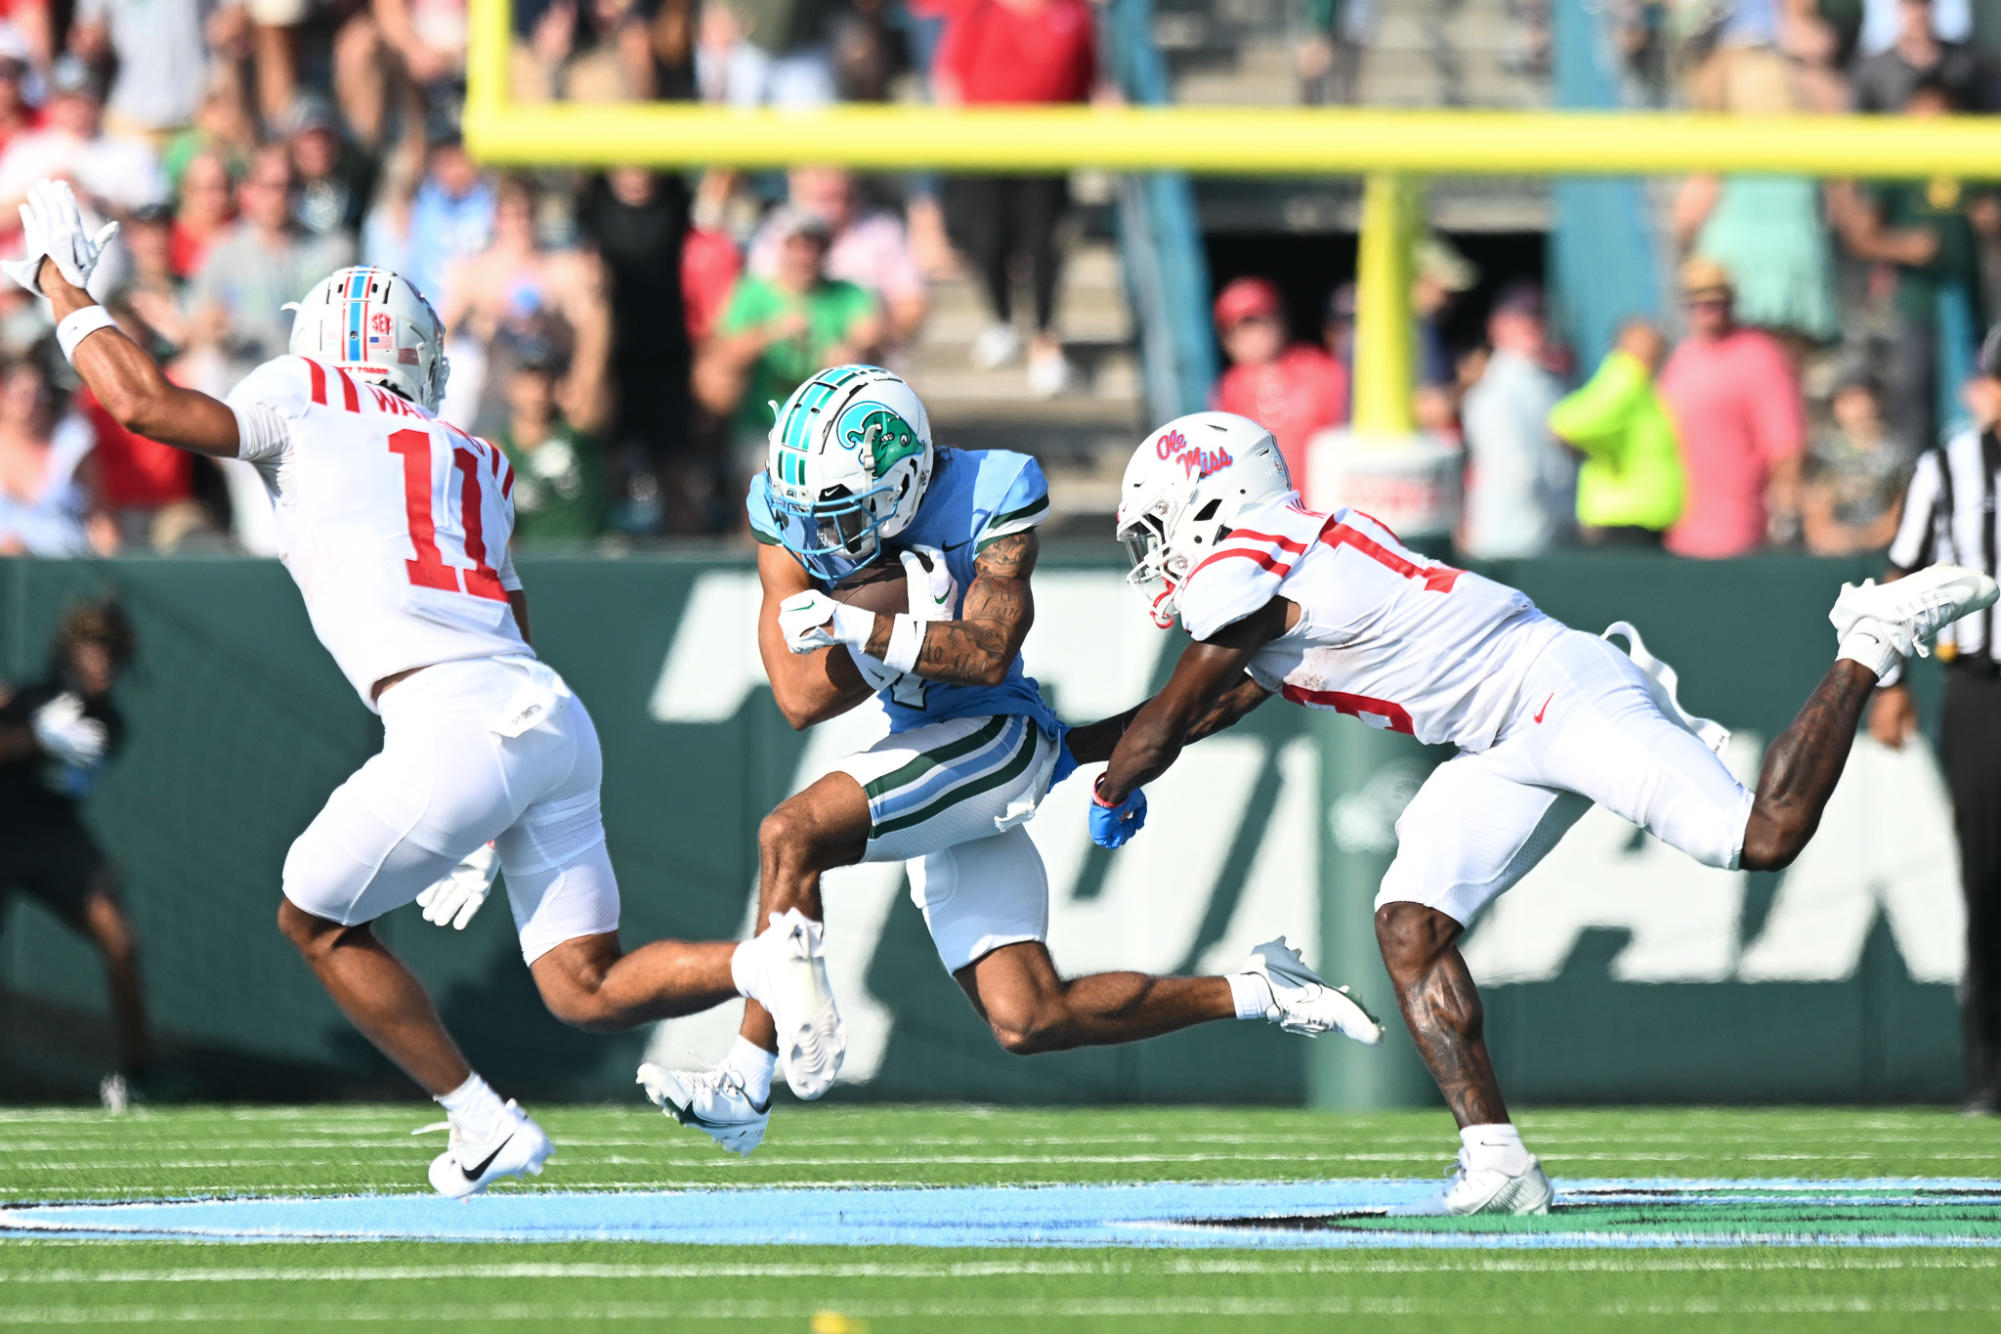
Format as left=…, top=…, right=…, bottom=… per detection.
left=1376, top=750, right=1591, bottom=928
left=9, top=818, right=112, bottom=935
left=282, top=712, right=517, bottom=927
left=494, top=692, right=620, bottom=965
left=912, top=822, right=1050, bottom=974
left=1507, top=632, right=1753, bottom=870
left=837, top=713, right=1054, bottom=867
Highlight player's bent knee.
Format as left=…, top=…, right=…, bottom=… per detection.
left=1374, top=901, right=1461, bottom=975
left=984, top=1001, right=1071, bottom=1056
left=276, top=897, right=344, bottom=955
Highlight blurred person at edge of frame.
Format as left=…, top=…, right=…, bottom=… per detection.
left=1869, top=324, right=2001, bottom=1114
left=0, top=599, right=150, bottom=1112
left=1210, top=276, right=1346, bottom=489
left=1547, top=318, right=1686, bottom=547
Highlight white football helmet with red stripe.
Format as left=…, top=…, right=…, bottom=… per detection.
left=1116, top=411, right=1292, bottom=628
left=285, top=266, right=449, bottom=413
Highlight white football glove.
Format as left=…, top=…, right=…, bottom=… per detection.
left=901, top=545, right=958, bottom=621
left=416, top=843, right=499, bottom=931
left=778, top=589, right=877, bottom=655
left=0, top=180, right=119, bottom=296
left=31, top=693, right=108, bottom=767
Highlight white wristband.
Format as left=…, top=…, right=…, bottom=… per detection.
left=884, top=613, right=927, bottom=674
left=56, top=305, right=119, bottom=364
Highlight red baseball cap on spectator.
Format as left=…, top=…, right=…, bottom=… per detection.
left=1214, top=277, right=1283, bottom=331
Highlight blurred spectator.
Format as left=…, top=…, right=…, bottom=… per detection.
left=1413, top=235, right=1477, bottom=433
left=1838, top=77, right=1993, bottom=449
left=898, top=0, right=958, bottom=275
left=286, top=95, right=376, bottom=242
left=373, top=0, right=469, bottom=100
left=1671, top=66, right=1839, bottom=356
left=747, top=167, right=928, bottom=353
left=1209, top=276, right=1346, bottom=486
left=0, top=10, right=49, bottom=71
left=1657, top=257, right=1806, bottom=557
left=1801, top=367, right=1913, bottom=555
left=0, top=359, right=115, bottom=556
left=1459, top=283, right=1572, bottom=559
left=438, top=175, right=611, bottom=437
left=577, top=168, right=694, bottom=468
left=187, top=144, right=355, bottom=384
left=1852, top=0, right=1993, bottom=112
left=496, top=336, right=609, bottom=543
left=696, top=206, right=881, bottom=459
left=110, top=202, right=191, bottom=354
left=1324, top=281, right=1356, bottom=367
left=247, top=0, right=309, bottom=128
left=1547, top=319, right=1685, bottom=547
left=0, top=57, right=165, bottom=224
left=937, top=0, right=1099, bottom=398
left=70, top=0, right=251, bottom=141
left=79, top=381, right=208, bottom=550
left=697, top=0, right=836, bottom=107
left=169, top=149, right=236, bottom=280
left=389, top=131, right=494, bottom=309
left=159, top=73, right=259, bottom=196
left=0, top=30, right=37, bottom=158
left=682, top=221, right=743, bottom=345
left=1297, top=0, right=1369, bottom=105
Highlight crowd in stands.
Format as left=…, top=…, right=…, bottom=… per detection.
left=0, top=0, right=1102, bottom=556
left=1216, top=0, right=2001, bottom=562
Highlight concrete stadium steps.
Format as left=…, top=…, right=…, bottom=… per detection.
left=905, top=236, right=1145, bottom=524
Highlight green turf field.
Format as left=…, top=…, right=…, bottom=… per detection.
left=2, top=1104, right=1998, bottom=1331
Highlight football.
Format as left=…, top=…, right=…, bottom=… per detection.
left=826, top=554, right=922, bottom=616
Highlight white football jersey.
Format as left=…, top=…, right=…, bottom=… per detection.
left=227, top=356, right=530, bottom=709
left=1178, top=494, right=1559, bottom=750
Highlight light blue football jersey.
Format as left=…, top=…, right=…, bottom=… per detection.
left=749, top=446, right=1059, bottom=734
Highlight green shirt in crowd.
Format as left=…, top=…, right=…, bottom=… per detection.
left=1870, top=178, right=1990, bottom=333
left=1547, top=348, right=1686, bottom=534
left=721, top=275, right=878, bottom=438
left=496, top=422, right=608, bottom=544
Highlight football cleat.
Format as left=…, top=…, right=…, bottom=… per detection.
left=638, top=1062, right=770, bottom=1157
left=1829, top=563, right=1999, bottom=660
left=1242, top=937, right=1385, bottom=1045
left=417, top=1099, right=552, bottom=1200
left=1389, top=1151, right=1554, bottom=1217
left=740, top=908, right=847, bottom=1101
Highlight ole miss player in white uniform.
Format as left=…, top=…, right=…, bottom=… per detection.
left=10, top=180, right=838, bottom=1196
left=1075, top=410, right=1997, bottom=1215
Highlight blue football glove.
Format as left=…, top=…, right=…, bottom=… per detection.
left=1088, top=780, right=1147, bottom=849
left=1048, top=722, right=1080, bottom=786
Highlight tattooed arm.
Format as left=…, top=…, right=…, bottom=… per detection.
left=758, top=542, right=877, bottom=730
left=862, top=531, right=1038, bottom=688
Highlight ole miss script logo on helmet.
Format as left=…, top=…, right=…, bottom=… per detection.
left=1156, top=428, right=1233, bottom=479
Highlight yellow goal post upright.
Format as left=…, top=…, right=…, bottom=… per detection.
left=465, top=0, right=2001, bottom=1109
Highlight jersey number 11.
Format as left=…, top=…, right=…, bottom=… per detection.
left=387, top=427, right=508, bottom=603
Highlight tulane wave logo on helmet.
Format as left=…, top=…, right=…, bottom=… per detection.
left=838, top=403, right=923, bottom=478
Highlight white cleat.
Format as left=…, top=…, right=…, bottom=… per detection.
left=1389, top=1151, right=1555, bottom=1217
left=1242, top=937, right=1384, bottom=1045
left=418, top=1100, right=552, bottom=1199
left=637, top=1062, right=770, bottom=1157
left=1830, top=562, right=1999, bottom=659
left=741, top=908, right=846, bottom=1101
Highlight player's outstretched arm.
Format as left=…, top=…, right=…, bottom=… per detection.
left=1097, top=598, right=1291, bottom=804
left=758, top=543, right=876, bottom=730
left=862, top=531, right=1038, bottom=688
left=44, top=275, right=240, bottom=458
left=1065, top=675, right=1274, bottom=764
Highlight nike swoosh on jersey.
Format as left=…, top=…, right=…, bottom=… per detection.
left=460, top=1132, right=515, bottom=1181
left=1533, top=693, right=1554, bottom=724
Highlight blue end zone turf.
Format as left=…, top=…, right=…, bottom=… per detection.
left=5, top=1179, right=2000, bottom=1249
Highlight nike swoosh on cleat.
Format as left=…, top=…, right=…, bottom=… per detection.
left=460, top=1133, right=514, bottom=1182
left=1533, top=692, right=1554, bottom=724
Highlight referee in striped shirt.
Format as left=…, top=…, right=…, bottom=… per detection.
left=1873, top=332, right=2001, bottom=1115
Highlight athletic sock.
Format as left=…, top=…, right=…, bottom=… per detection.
left=1460, top=1122, right=1534, bottom=1176
left=729, top=939, right=761, bottom=1003
left=724, top=1037, right=778, bottom=1106
left=1226, top=971, right=1278, bottom=1021
left=437, top=1072, right=508, bottom=1139
left=1837, top=621, right=1902, bottom=680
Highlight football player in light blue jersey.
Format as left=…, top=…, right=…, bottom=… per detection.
left=639, top=365, right=1382, bottom=1155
